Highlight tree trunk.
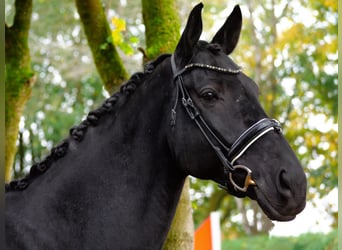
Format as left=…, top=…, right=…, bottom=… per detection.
left=5, top=0, right=36, bottom=182
left=16, top=131, right=25, bottom=179
left=75, top=0, right=128, bottom=94
left=142, top=0, right=180, bottom=61
left=163, top=179, right=194, bottom=250
left=142, top=1, right=194, bottom=249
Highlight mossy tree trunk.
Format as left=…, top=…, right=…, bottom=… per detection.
left=5, top=0, right=36, bottom=182
left=75, top=0, right=128, bottom=94
left=142, top=0, right=180, bottom=61
left=162, top=179, right=194, bottom=250
left=142, top=1, right=194, bottom=249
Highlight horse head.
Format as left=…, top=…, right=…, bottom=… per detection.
left=169, top=3, right=306, bottom=221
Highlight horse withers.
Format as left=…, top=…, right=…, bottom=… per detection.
left=5, top=3, right=306, bottom=249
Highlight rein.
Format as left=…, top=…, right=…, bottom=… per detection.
left=170, top=54, right=282, bottom=192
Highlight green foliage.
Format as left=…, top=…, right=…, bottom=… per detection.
left=222, top=230, right=338, bottom=250
left=111, top=16, right=139, bottom=55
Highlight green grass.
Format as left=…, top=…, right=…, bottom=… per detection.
left=222, top=229, right=337, bottom=250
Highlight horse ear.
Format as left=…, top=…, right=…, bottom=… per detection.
left=173, top=3, right=203, bottom=68
left=211, top=5, right=242, bottom=55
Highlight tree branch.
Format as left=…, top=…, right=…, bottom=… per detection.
left=75, top=0, right=128, bottom=94
left=278, top=2, right=290, bottom=20
left=6, top=0, right=33, bottom=60
left=12, top=0, right=33, bottom=35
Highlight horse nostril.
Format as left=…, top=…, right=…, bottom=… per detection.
left=279, top=171, right=290, bottom=189
left=277, top=170, right=292, bottom=198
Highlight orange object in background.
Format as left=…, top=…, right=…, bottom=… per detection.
left=194, top=212, right=221, bottom=250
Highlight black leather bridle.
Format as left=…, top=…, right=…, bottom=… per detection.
left=170, top=54, right=282, bottom=192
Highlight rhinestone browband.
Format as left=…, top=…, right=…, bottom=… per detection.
left=184, top=63, right=242, bottom=74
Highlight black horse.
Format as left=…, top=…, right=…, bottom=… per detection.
left=5, top=3, right=306, bottom=249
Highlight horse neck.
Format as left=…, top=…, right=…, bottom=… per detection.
left=10, top=59, right=186, bottom=248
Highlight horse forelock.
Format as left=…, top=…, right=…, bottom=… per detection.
left=5, top=54, right=171, bottom=193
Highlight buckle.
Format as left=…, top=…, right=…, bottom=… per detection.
left=229, top=165, right=256, bottom=192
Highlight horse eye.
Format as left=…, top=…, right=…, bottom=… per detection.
left=201, top=90, right=218, bottom=101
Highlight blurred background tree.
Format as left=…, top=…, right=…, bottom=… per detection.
left=5, top=0, right=35, bottom=183
left=5, top=0, right=337, bottom=243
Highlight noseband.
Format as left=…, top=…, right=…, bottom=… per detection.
left=170, top=54, right=282, bottom=192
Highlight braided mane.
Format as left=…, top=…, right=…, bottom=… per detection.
left=6, top=54, right=171, bottom=192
